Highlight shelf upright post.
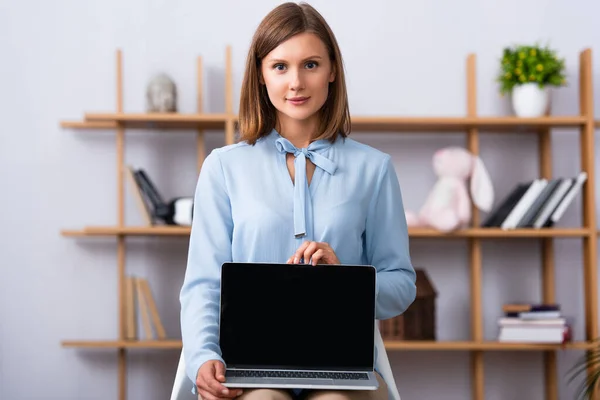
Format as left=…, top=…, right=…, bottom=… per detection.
left=579, top=48, right=599, bottom=400
left=538, top=109, right=557, bottom=400
left=197, top=55, right=206, bottom=173
left=115, top=48, right=128, bottom=400
left=225, top=45, right=235, bottom=145
left=466, top=53, right=484, bottom=400
left=579, top=48, right=598, bottom=339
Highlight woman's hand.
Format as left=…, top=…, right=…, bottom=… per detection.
left=287, top=241, right=340, bottom=266
left=196, top=360, right=243, bottom=400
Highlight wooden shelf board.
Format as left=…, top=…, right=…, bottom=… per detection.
left=61, top=226, right=590, bottom=238
left=62, top=340, right=183, bottom=349
left=384, top=340, right=593, bottom=351
left=83, top=112, right=230, bottom=130
left=350, top=116, right=587, bottom=132
left=61, top=226, right=191, bottom=236
left=60, top=121, right=118, bottom=129
left=59, top=114, right=587, bottom=131
left=410, top=227, right=591, bottom=238
left=61, top=339, right=592, bottom=351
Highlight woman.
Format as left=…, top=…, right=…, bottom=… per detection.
left=180, top=2, right=417, bottom=400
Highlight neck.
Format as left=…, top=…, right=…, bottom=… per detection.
left=276, top=112, right=319, bottom=148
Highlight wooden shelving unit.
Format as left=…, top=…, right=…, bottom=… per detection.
left=62, top=340, right=185, bottom=349
left=62, top=114, right=587, bottom=132
left=60, top=48, right=598, bottom=400
left=60, top=225, right=591, bottom=238
left=61, top=339, right=594, bottom=351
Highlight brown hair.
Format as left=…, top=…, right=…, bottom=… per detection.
left=238, top=2, right=350, bottom=145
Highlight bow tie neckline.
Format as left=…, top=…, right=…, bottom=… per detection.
left=274, top=133, right=337, bottom=239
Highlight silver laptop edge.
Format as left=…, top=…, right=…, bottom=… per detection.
left=218, top=263, right=378, bottom=390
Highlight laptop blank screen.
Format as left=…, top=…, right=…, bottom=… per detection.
left=219, top=263, right=376, bottom=371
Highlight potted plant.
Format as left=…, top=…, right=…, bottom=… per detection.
left=497, top=44, right=567, bottom=117
left=566, top=341, right=600, bottom=399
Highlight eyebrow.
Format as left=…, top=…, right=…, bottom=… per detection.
left=267, top=55, right=323, bottom=63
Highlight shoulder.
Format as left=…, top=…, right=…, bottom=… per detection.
left=205, top=138, right=267, bottom=165
left=210, top=141, right=253, bottom=157
left=339, top=137, right=389, bottom=158
left=336, top=136, right=392, bottom=172
left=201, top=137, right=275, bottom=186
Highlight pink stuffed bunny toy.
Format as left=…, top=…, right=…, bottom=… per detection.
left=405, top=147, right=494, bottom=232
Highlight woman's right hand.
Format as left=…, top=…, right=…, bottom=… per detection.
left=196, top=360, right=243, bottom=400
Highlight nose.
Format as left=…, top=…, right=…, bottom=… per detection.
left=288, top=68, right=304, bottom=91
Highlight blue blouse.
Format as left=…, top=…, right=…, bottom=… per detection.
left=180, top=129, right=417, bottom=386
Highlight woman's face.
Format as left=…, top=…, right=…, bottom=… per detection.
left=260, top=32, right=335, bottom=128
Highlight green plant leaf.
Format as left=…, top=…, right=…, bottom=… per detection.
left=567, top=351, right=600, bottom=379
left=496, top=43, right=567, bottom=94
left=567, top=340, right=600, bottom=399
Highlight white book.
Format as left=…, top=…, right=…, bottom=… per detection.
left=498, top=317, right=566, bottom=327
left=499, top=326, right=566, bottom=343
left=550, top=172, right=587, bottom=223
left=501, top=179, right=547, bottom=229
left=532, top=178, right=573, bottom=228
left=518, top=310, right=561, bottom=320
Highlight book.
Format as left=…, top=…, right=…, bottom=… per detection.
left=501, top=179, right=547, bottom=229
left=124, top=166, right=153, bottom=226
left=515, top=179, right=561, bottom=228
left=124, top=276, right=137, bottom=340
left=532, top=178, right=573, bottom=228
left=124, top=275, right=168, bottom=340
left=547, top=172, right=588, bottom=225
left=499, top=325, right=570, bottom=343
left=134, top=169, right=194, bottom=226
left=139, top=278, right=167, bottom=340
left=482, top=182, right=532, bottom=227
left=481, top=173, right=585, bottom=229
left=502, top=303, right=560, bottom=313
left=497, top=303, right=571, bottom=343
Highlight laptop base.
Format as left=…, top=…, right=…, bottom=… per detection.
left=223, top=371, right=379, bottom=391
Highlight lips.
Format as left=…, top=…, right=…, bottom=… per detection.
left=287, top=96, right=309, bottom=105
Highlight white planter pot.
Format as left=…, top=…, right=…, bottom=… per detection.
left=511, top=83, right=550, bottom=117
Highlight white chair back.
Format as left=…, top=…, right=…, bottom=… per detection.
left=170, top=322, right=400, bottom=400
left=373, top=322, right=401, bottom=400
left=170, top=351, right=193, bottom=400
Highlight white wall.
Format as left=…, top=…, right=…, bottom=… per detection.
left=1, top=0, right=599, bottom=399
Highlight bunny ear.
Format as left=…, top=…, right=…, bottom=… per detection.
left=470, top=156, right=494, bottom=212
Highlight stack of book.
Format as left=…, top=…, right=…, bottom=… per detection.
left=482, top=172, right=587, bottom=229
left=124, top=275, right=168, bottom=340
left=497, top=303, right=571, bottom=343
left=124, top=165, right=194, bottom=226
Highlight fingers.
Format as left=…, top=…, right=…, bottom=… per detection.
left=205, top=375, right=229, bottom=398
left=303, top=241, right=319, bottom=265
left=199, top=379, right=242, bottom=400
left=198, top=364, right=241, bottom=399
left=215, top=361, right=226, bottom=382
left=292, top=241, right=312, bottom=263
left=289, top=242, right=337, bottom=265
left=311, top=249, right=325, bottom=266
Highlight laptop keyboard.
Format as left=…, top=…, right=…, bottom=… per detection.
left=226, top=370, right=369, bottom=380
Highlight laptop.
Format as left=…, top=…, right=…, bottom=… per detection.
left=218, top=262, right=379, bottom=390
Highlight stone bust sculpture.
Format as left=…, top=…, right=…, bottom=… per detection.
left=146, top=73, right=177, bottom=112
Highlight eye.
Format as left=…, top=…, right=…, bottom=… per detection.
left=305, top=61, right=318, bottom=69
left=273, top=63, right=286, bottom=71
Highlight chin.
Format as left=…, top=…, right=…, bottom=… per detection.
left=280, top=106, right=320, bottom=122
left=285, top=112, right=316, bottom=121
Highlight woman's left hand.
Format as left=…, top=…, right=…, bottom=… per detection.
left=287, top=241, right=340, bottom=266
